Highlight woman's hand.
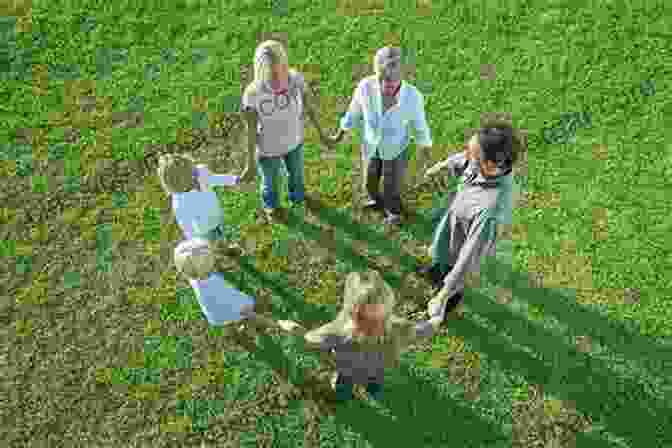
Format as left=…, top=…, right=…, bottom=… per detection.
left=321, top=134, right=337, bottom=151
left=277, top=320, right=304, bottom=333
left=238, top=164, right=256, bottom=183
left=328, top=129, right=345, bottom=144
left=424, top=160, right=445, bottom=179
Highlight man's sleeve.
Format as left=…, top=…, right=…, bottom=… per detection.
left=411, top=90, right=432, bottom=147
left=304, top=327, right=342, bottom=351
left=441, top=152, right=469, bottom=177
left=426, top=152, right=469, bottom=194
left=442, top=209, right=498, bottom=293
left=413, top=320, right=435, bottom=339
left=339, top=80, right=364, bottom=130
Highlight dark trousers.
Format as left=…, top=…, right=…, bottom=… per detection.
left=334, top=373, right=384, bottom=401
left=363, top=146, right=408, bottom=215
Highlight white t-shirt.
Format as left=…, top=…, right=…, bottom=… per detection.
left=189, top=273, right=255, bottom=325
left=170, top=165, right=239, bottom=239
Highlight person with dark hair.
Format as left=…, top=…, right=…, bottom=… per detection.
left=418, top=122, right=519, bottom=318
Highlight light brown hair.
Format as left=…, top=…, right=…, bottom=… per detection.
left=157, top=153, right=196, bottom=193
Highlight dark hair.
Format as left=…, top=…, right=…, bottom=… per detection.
left=478, top=123, right=518, bottom=166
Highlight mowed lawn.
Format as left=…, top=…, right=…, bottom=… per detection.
left=2, top=0, right=671, bottom=446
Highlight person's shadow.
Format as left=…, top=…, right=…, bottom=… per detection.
left=408, top=208, right=672, bottom=447
left=220, top=255, right=512, bottom=447
left=443, top=281, right=672, bottom=447
left=280, top=193, right=672, bottom=446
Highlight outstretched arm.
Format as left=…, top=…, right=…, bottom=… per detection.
left=331, top=83, right=364, bottom=142
left=411, top=90, right=433, bottom=148
left=302, top=80, right=330, bottom=146
left=196, top=164, right=240, bottom=187
left=425, top=149, right=470, bottom=179
left=412, top=93, right=434, bottom=184
left=440, top=210, right=497, bottom=299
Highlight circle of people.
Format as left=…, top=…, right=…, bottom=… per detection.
left=159, top=42, right=521, bottom=403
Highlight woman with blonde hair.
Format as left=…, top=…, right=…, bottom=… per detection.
left=240, top=40, right=332, bottom=221
left=241, top=269, right=445, bottom=402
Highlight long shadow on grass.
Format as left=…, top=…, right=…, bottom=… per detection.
left=281, top=196, right=432, bottom=293
left=300, top=195, right=672, bottom=387
left=219, top=255, right=509, bottom=446
left=448, top=282, right=672, bottom=447
left=297, top=196, right=672, bottom=445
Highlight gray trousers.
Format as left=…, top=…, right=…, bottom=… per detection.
left=362, top=145, right=409, bottom=215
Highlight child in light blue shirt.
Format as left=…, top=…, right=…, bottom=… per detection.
left=158, top=154, right=243, bottom=254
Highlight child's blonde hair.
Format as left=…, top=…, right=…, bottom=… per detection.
left=157, top=153, right=196, bottom=193
left=174, top=238, right=215, bottom=280
left=305, top=269, right=416, bottom=368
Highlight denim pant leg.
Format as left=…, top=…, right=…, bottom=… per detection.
left=205, top=223, right=225, bottom=242
left=366, top=381, right=384, bottom=400
left=283, top=144, right=305, bottom=204
left=256, top=154, right=284, bottom=209
left=334, top=373, right=354, bottom=401
left=430, top=208, right=455, bottom=273
left=382, top=149, right=408, bottom=215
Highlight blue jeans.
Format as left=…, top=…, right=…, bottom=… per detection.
left=256, top=143, right=305, bottom=209
left=195, top=223, right=225, bottom=242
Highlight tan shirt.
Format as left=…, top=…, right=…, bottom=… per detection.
left=241, top=70, right=306, bottom=157
left=304, top=319, right=435, bottom=384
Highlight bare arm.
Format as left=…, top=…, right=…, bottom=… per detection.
left=243, top=110, right=257, bottom=167
left=302, top=83, right=328, bottom=143
left=331, top=84, right=363, bottom=142
left=195, top=164, right=240, bottom=187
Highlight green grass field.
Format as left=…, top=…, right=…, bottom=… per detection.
left=2, top=0, right=671, bottom=446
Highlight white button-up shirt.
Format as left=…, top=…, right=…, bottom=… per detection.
left=340, top=76, right=432, bottom=160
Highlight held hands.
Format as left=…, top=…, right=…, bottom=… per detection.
left=277, top=320, right=304, bottom=333
left=320, top=133, right=337, bottom=151
left=239, top=310, right=305, bottom=334
left=323, top=129, right=344, bottom=149
left=238, top=163, right=256, bottom=184
left=424, top=160, right=445, bottom=180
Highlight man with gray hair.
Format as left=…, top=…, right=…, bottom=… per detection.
left=329, top=47, right=433, bottom=225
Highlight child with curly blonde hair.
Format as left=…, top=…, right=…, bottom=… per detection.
left=241, top=269, right=445, bottom=402
left=158, top=153, right=245, bottom=256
